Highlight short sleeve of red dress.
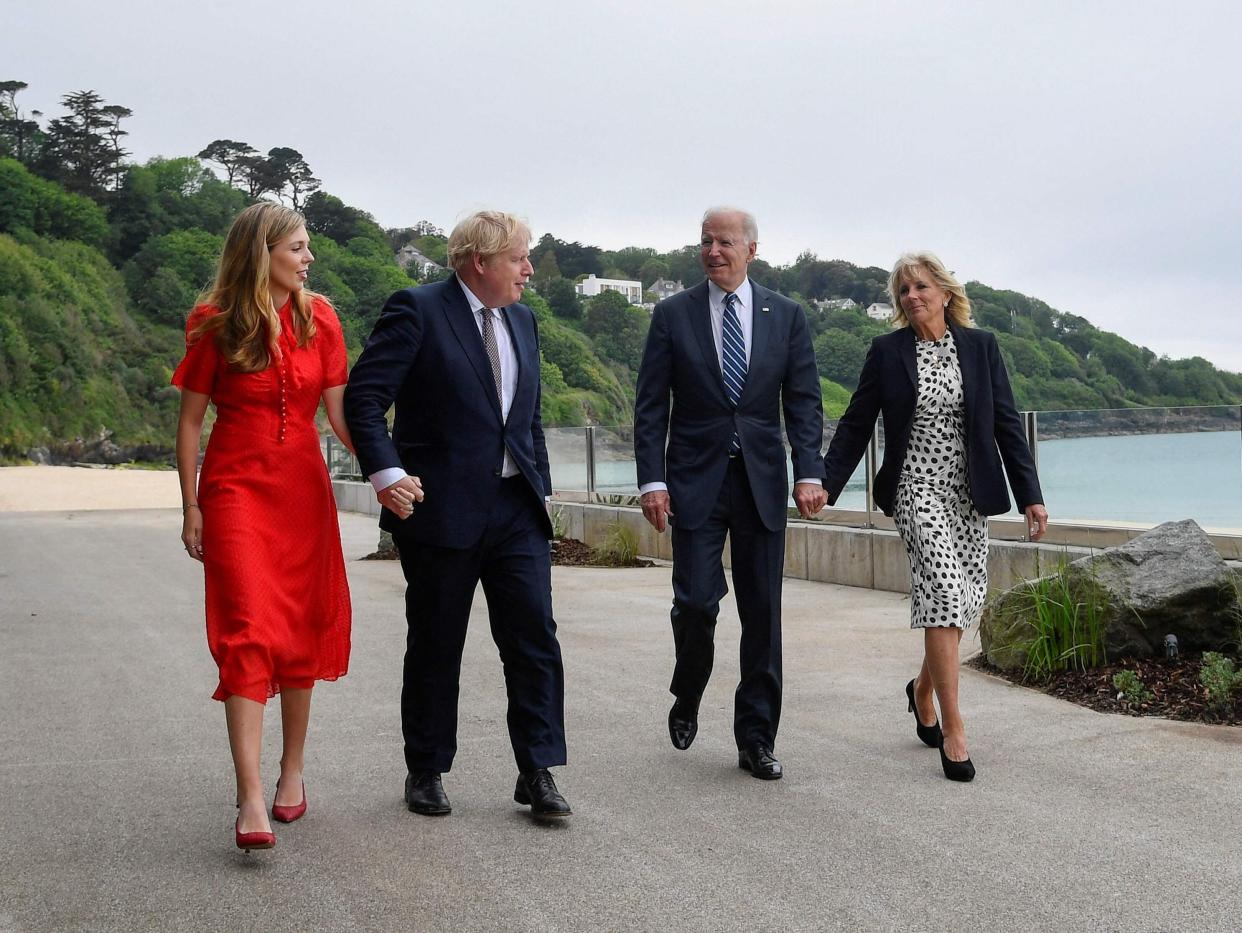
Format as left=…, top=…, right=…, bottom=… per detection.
left=315, top=300, right=349, bottom=390
left=171, top=306, right=222, bottom=394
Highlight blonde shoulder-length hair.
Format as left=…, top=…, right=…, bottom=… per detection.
left=887, top=251, right=973, bottom=329
left=190, top=201, right=322, bottom=372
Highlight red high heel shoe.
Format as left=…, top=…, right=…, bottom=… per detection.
left=235, top=817, right=276, bottom=852
left=272, top=780, right=307, bottom=823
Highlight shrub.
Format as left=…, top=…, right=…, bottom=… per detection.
left=597, top=521, right=638, bottom=565
left=1199, top=653, right=1242, bottom=709
left=1112, top=670, right=1151, bottom=703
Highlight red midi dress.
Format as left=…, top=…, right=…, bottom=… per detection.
left=172, top=297, right=352, bottom=703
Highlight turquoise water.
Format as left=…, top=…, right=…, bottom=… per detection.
left=553, top=429, right=1242, bottom=532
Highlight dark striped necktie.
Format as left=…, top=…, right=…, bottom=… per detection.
left=479, top=308, right=503, bottom=405
left=722, top=292, right=746, bottom=453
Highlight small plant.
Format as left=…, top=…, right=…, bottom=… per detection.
left=1112, top=669, right=1151, bottom=704
left=1017, top=567, right=1109, bottom=681
left=1199, top=652, right=1242, bottom=709
left=548, top=505, right=567, bottom=541
left=597, top=521, right=639, bottom=565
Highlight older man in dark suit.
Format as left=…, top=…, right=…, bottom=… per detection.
left=634, top=207, right=826, bottom=780
left=344, top=210, right=569, bottom=819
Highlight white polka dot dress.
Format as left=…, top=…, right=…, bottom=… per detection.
left=893, top=330, right=989, bottom=629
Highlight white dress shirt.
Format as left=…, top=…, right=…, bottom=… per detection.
left=367, top=276, right=520, bottom=493
left=638, top=277, right=821, bottom=496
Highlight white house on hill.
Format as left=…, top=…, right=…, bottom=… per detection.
left=649, top=278, right=684, bottom=301
left=576, top=274, right=643, bottom=305
left=866, top=302, right=894, bottom=321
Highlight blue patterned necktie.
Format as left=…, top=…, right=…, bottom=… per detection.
left=721, top=292, right=747, bottom=453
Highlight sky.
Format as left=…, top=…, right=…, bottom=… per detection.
left=6, top=0, right=1241, bottom=373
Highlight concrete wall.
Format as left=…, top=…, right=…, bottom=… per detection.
left=332, top=480, right=1091, bottom=593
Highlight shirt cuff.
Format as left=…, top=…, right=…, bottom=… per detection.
left=638, top=482, right=668, bottom=496
left=369, top=467, right=408, bottom=493
left=794, top=478, right=823, bottom=486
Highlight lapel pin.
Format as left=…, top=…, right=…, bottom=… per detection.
left=761, top=306, right=770, bottom=314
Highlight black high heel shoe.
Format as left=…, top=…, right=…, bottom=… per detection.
left=905, top=679, right=943, bottom=748
left=938, top=739, right=976, bottom=782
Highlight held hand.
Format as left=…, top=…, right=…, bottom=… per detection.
left=793, top=482, right=827, bottom=518
left=181, top=507, right=204, bottom=562
left=641, top=490, right=673, bottom=533
left=1025, top=503, right=1049, bottom=542
left=379, top=475, right=424, bottom=520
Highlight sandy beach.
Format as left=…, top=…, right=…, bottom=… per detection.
left=0, top=464, right=182, bottom=512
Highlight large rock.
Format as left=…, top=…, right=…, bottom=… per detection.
left=981, top=520, right=1240, bottom=669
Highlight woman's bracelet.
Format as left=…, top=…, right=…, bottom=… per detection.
left=183, top=503, right=200, bottom=511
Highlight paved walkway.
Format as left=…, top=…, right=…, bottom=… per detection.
left=0, top=466, right=1238, bottom=932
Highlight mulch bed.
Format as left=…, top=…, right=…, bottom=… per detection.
left=362, top=537, right=653, bottom=568
left=551, top=537, right=654, bottom=568
left=968, top=654, right=1242, bottom=726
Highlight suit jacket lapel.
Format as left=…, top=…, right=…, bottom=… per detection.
left=443, top=277, right=503, bottom=421
left=742, top=282, right=772, bottom=404
left=686, top=283, right=727, bottom=400
left=900, top=326, right=918, bottom=390
left=949, top=322, right=977, bottom=430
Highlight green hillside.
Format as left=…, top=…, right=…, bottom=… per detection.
left=1, top=81, right=1238, bottom=459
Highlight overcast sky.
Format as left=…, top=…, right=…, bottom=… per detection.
left=6, top=0, right=1241, bottom=373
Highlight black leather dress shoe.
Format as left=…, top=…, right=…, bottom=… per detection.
left=514, top=769, right=572, bottom=819
left=668, top=698, right=699, bottom=750
left=405, top=771, right=451, bottom=815
left=738, top=745, right=783, bottom=780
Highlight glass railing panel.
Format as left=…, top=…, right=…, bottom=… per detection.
left=591, top=425, right=639, bottom=496
left=544, top=426, right=592, bottom=493
left=1032, top=405, right=1241, bottom=532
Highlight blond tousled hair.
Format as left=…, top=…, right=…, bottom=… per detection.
left=887, top=251, right=973, bottom=329
left=446, top=210, right=532, bottom=272
left=191, top=201, right=321, bottom=372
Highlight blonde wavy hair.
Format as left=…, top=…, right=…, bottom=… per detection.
left=446, top=210, right=531, bottom=272
left=887, top=251, right=973, bottom=329
left=190, top=202, right=321, bottom=372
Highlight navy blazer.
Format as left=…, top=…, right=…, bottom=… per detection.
left=823, top=323, right=1043, bottom=517
left=344, top=277, right=553, bottom=547
left=634, top=280, right=825, bottom=532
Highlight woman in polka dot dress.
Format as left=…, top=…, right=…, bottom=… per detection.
left=823, top=252, right=1048, bottom=782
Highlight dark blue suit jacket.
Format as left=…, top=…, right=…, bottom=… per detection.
left=634, top=280, right=825, bottom=532
left=823, top=322, right=1043, bottom=517
left=344, top=277, right=553, bottom=547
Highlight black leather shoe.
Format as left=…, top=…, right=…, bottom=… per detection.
left=405, top=771, right=451, bottom=815
left=906, top=678, right=944, bottom=748
left=668, top=698, right=699, bottom=750
left=514, top=769, right=572, bottom=819
left=738, top=745, right=783, bottom=780
left=938, top=740, right=976, bottom=783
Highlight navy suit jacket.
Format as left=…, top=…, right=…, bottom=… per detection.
left=344, top=277, right=553, bottom=547
left=633, top=280, right=825, bottom=532
left=823, top=323, right=1043, bottom=517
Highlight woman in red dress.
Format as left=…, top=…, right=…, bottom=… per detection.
left=173, top=202, right=356, bottom=852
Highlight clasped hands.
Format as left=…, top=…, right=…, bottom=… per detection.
left=641, top=482, right=828, bottom=532
left=379, top=476, right=424, bottom=519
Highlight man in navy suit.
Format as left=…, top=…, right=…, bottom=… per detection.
left=634, top=207, right=826, bottom=780
left=344, top=211, right=570, bottom=819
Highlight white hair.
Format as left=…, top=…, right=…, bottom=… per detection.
left=701, top=206, right=758, bottom=247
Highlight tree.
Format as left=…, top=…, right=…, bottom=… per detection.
left=813, top=329, right=869, bottom=388
left=99, top=105, right=132, bottom=190
left=638, top=258, right=669, bottom=287
left=38, top=90, right=122, bottom=197
left=533, top=250, right=561, bottom=290
left=544, top=277, right=582, bottom=320
left=303, top=190, right=387, bottom=251
left=196, top=139, right=257, bottom=186
left=584, top=289, right=648, bottom=370
left=237, top=153, right=281, bottom=199
left=265, top=146, right=320, bottom=210
left=0, top=80, right=42, bottom=164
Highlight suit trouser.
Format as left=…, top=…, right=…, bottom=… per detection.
left=394, top=477, right=566, bottom=774
left=669, top=457, right=785, bottom=749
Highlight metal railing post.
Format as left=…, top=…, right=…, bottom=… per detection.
left=1024, top=410, right=1039, bottom=472
left=584, top=425, right=597, bottom=501
left=324, top=434, right=335, bottom=475
left=865, top=419, right=880, bottom=529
